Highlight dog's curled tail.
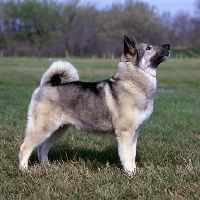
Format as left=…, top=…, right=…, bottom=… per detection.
left=40, top=60, right=79, bottom=86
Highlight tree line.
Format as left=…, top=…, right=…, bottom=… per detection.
left=0, top=0, right=199, bottom=58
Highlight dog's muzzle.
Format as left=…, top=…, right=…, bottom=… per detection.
left=162, top=44, right=170, bottom=58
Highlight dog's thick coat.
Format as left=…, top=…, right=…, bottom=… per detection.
left=19, top=35, right=170, bottom=173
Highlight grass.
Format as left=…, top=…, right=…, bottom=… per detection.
left=170, top=48, right=200, bottom=59
left=0, top=57, right=199, bottom=199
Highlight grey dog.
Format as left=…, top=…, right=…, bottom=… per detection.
left=19, top=35, right=170, bottom=173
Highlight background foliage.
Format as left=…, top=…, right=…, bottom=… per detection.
left=1, top=0, right=200, bottom=58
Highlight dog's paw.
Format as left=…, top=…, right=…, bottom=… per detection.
left=19, top=163, right=28, bottom=172
left=19, top=166, right=30, bottom=173
left=125, top=168, right=136, bottom=176
left=123, top=169, right=136, bottom=178
left=123, top=164, right=137, bottom=176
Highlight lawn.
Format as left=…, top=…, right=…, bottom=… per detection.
left=0, top=57, right=199, bottom=199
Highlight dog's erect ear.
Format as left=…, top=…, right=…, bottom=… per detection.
left=124, top=35, right=137, bottom=55
left=131, top=35, right=137, bottom=46
left=124, top=35, right=137, bottom=63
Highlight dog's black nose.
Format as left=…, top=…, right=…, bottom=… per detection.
left=163, top=44, right=170, bottom=50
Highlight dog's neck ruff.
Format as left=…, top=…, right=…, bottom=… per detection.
left=119, top=60, right=157, bottom=78
left=138, top=67, right=156, bottom=78
left=149, top=73, right=156, bottom=78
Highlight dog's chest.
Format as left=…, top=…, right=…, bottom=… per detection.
left=137, top=89, right=156, bottom=127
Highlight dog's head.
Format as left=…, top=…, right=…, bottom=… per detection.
left=121, top=35, right=170, bottom=76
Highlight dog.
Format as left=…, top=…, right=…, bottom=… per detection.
left=19, top=35, right=170, bottom=173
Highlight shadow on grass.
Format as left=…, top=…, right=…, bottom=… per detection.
left=29, top=145, right=122, bottom=170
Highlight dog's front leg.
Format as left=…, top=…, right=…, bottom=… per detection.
left=116, top=130, right=135, bottom=174
left=132, top=125, right=142, bottom=169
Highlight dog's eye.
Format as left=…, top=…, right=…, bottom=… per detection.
left=146, top=46, right=151, bottom=50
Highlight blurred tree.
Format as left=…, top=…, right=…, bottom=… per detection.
left=4, top=0, right=60, bottom=57
left=195, top=0, right=200, bottom=11
left=0, top=32, right=6, bottom=58
left=171, top=11, right=192, bottom=47
left=123, top=0, right=162, bottom=44
left=1, top=0, right=198, bottom=57
left=59, top=0, right=101, bottom=58
left=159, top=12, right=174, bottom=44
left=190, top=0, right=200, bottom=48
left=69, top=5, right=99, bottom=57
left=0, top=1, right=7, bottom=57
left=98, top=4, right=124, bottom=57
left=59, top=0, right=79, bottom=58
left=98, top=0, right=162, bottom=57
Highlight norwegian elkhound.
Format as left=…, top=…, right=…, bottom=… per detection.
left=19, top=35, right=170, bottom=173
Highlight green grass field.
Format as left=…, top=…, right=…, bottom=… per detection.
left=0, top=57, right=199, bottom=199
left=170, top=49, right=200, bottom=59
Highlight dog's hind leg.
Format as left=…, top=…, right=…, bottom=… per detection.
left=19, top=119, right=61, bottom=171
left=37, top=125, right=69, bottom=163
